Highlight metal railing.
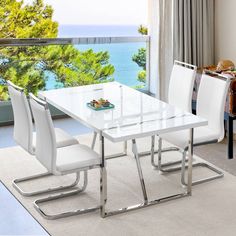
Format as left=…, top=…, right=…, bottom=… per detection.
left=0, top=36, right=150, bottom=90
left=0, top=36, right=150, bottom=124
left=0, top=36, right=149, bottom=46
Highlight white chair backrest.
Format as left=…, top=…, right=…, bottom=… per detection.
left=168, top=61, right=197, bottom=112
left=7, top=81, right=33, bottom=154
left=197, top=73, right=231, bottom=142
left=29, top=94, right=57, bottom=173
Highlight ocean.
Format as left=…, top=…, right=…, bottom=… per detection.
left=45, top=25, right=145, bottom=90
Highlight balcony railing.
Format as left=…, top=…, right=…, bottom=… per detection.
left=0, top=36, right=150, bottom=124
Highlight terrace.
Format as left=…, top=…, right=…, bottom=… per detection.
left=1, top=0, right=236, bottom=235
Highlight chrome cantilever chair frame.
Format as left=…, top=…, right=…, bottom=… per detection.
left=12, top=172, right=83, bottom=196
left=151, top=135, right=223, bottom=186
left=152, top=72, right=231, bottom=185
left=34, top=169, right=100, bottom=220
left=30, top=93, right=102, bottom=219
left=139, top=61, right=197, bottom=166
left=7, top=81, right=81, bottom=197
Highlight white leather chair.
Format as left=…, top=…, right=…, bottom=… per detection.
left=168, top=61, right=197, bottom=113
left=156, top=73, right=231, bottom=185
left=149, top=61, right=197, bottom=168
left=29, top=93, right=102, bottom=219
left=7, top=81, right=79, bottom=196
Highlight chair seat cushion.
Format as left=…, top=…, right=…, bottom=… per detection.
left=159, top=126, right=220, bottom=149
left=56, top=144, right=101, bottom=173
left=33, top=128, right=78, bottom=151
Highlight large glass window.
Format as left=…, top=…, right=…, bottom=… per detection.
left=0, top=0, right=148, bottom=123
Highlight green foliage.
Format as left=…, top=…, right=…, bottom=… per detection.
left=132, top=84, right=145, bottom=90
left=0, top=0, right=58, bottom=38
left=0, top=0, right=114, bottom=100
left=132, top=25, right=148, bottom=85
left=132, top=48, right=146, bottom=70
left=138, top=25, right=148, bottom=35
left=137, top=70, right=146, bottom=83
left=45, top=46, right=115, bottom=87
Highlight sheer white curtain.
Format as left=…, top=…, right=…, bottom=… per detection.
left=149, top=0, right=173, bottom=101
left=149, top=0, right=215, bottom=99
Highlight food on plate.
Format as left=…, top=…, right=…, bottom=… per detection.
left=98, top=98, right=106, bottom=104
left=89, top=98, right=111, bottom=108
left=102, top=100, right=110, bottom=107
left=94, top=102, right=102, bottom=109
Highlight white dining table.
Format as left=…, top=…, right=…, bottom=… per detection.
left=39, top=82, right=207, bottom=217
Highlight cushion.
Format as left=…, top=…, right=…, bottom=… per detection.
left=56, top=144, right=101, bottom=173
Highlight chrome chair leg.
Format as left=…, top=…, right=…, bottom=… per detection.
left=154, top=137, right=187, bottom=172
left=124, top=140, right=128, bottom=155
left=139, top=136, right=180, bottom=159
left=181, top=150, right=187, bottom=185
left=159, top=144, right=223, bottom=186
left=34, top=171, right=99, bottom=220
left=13, top=171, right=82, bottom=197
left=180, top=149, right=224, bottom=186
left=91, top=132, right=97, bottom=150
left=157, top=136, right=224, bottom=185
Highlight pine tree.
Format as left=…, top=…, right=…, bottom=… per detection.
left=0, top=0, right=114, bottom=100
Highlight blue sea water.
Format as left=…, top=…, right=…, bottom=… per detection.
left=45, top=25, right=145, bottom=89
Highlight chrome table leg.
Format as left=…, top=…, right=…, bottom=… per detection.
left=103, top=137, right=190, bottom=217
left=132, top=139, right=148, bottom=203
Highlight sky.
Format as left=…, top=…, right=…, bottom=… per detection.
left=24, top=0, right=148, bottom=25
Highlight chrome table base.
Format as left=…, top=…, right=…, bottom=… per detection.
left=100, top=129, right=194, bottom=218
left=132, top=139, right=148, bottom=202
left=104, top=192, right=189, bottom=217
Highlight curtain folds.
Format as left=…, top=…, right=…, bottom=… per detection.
left=157, top=0, right=173, bottom=100
left=150, top=0, right=214, bottom=98
left=173, top=0, right=215, bottom=67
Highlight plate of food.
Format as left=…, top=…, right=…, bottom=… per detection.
left=87, top=98, right=115, bottom=111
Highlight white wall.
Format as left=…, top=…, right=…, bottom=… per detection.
left=215, top=0, right=236, bottom=64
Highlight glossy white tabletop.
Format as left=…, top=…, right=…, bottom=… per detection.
left=39, top=82, right=207, bottom=142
